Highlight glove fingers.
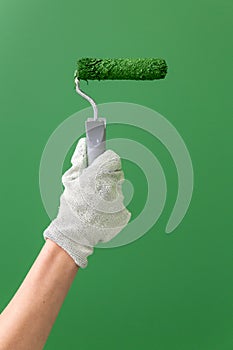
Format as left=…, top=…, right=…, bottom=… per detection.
left=90, top=150, right=122, bottom=174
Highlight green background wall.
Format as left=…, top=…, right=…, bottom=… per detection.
left=0, top=0, right=232, bottom=349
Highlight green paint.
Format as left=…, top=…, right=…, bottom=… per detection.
left=75, top=58, right=167, bottom=81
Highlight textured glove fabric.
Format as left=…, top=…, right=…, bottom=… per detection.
left=43, top=138, right=131, bottom=268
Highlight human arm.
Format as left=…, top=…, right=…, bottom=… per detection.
left=0, top=239, right=78, bottom=350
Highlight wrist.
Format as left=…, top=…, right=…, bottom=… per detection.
left=44, top=223, right=93, bottom=268
left=45, top=238, right=79, bottom=272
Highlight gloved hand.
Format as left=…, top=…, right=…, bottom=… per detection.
left=43, top=138, right=131, bottom=268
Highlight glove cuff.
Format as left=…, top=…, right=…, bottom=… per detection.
left=43, top=223, right=93, bottom=268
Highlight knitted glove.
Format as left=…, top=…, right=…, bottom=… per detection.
left=43, top=138, right=131, bottom=268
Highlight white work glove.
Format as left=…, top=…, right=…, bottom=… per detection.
left=43, top=138, right=131, bottom=268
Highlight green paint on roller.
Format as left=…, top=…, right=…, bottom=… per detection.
left=75, top=58, right=167, bottom=81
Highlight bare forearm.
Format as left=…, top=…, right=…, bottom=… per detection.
left=0, top=239, right=78, bottom=350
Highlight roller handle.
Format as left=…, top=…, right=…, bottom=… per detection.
left=85, top=118, right=106, bottom=166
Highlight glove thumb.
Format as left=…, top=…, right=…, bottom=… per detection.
left=62, top=137, right=87, bottom=183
